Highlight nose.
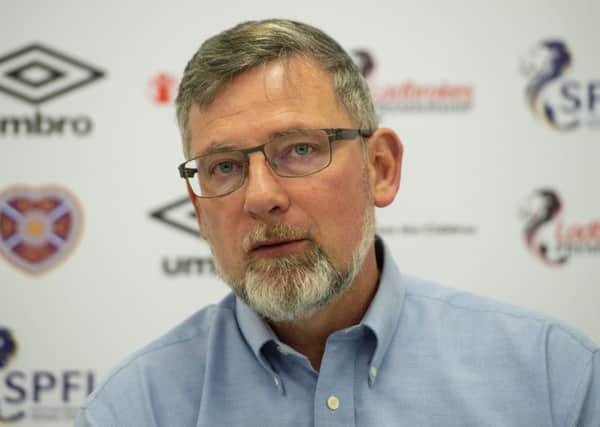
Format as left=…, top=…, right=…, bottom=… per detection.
left=242, top=152, right=290, bottom=220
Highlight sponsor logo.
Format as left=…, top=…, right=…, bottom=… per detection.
left=150, top=195, right=198, bottom=237
left=0, top=329, right=17, bottom=370
left=0, top=43, right=104, bottom=137
left=0, top=327, right=20, bottom=423
left=148, top=72, right=178, bottom=105
left=351, top=49, right=474, bottom=114
left=0, top=185, right=83, bottom=275
left=378, top=223, right=477, bottom=236
left=520, top=188, right=600, bottom=266
left=0, top=326, right=95, bottom=423
left=520, top=39, right=600, bottom=131
left=149, top=196, right=215, bottom=276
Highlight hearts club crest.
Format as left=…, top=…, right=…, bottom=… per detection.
left=0, top=185, right=83, bottom=275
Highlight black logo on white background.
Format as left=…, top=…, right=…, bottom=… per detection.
left=150, top=196, right=199, bottom=238
left=149, top=197, right=214, bottom=276
left=0, top=43, right=104, bottom=105
left=0, top=43, right=105, bottom=137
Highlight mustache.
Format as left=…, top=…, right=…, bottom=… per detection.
left=242, top=224, right=312, bottom=253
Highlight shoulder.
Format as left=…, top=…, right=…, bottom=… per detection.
left=401, top=274, right=597, bottom=352
left=398, top=274, right=598, bottom=425
left=99, top=293, right=237, bottom=381
left=79, top=294, right=239, bottom=425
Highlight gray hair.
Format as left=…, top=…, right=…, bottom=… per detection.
left=175, top=19, right=378, bottom=157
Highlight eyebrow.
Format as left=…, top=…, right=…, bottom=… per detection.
left=270, top=128, right=312, bottom=138
left=195, top=142, right=240, bottom=157
left=194, top=128, right=316, bottom=157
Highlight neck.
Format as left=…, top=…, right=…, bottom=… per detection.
left=268, top=245, right=379, bottom=370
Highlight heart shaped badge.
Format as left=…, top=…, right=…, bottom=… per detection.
left=0, top=185, right=83, bottom=275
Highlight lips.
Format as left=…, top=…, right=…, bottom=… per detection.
left=249, top=239, right=307, bottom=257
left=251, top=239, right=295, bottom=250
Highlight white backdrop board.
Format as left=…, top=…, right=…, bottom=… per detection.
left=1, top=1, right=599, bottom=425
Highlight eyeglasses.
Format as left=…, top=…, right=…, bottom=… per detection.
left=178, top=128, right=373, bottom=198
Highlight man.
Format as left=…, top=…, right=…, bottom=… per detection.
left=77, top=19, right=599, bottom=426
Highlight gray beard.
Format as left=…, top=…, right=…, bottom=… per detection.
left=212, top=208, right=375, bottom=322
left=239, top=241, right=349, bottom=321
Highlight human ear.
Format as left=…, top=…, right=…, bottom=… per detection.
left=367, top=128, right=403, bottom=207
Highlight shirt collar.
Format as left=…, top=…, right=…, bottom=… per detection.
left=361, top=236, right=406, bottom=379
left=234, top=236, right=406, bottom=383
left=235, top=296, right=278, bottom=368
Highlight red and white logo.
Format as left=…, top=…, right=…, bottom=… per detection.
left=0, top=185, right=83, bottom=275
left=351, top=49, right=474, bottom=113
left=148, top=72, right=178, bottom=105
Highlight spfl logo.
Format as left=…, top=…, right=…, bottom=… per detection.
left=0, top=328, right=17, bottom=370
left=0, top=326, right=95, bottom=423
left=149, top=196, right=215, bottom=276
left=0, top=185, right=83, bottom=275
left=0, top=327, right=21, bottom=422
left=520, top=39, right=600, bottom=131
left=519, top=189, right=600, bottom=266
left=351, top=49, right=474, bottom=114
left=0, top=43, right=105, bottom=137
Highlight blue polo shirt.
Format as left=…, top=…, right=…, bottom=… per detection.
left=76, top=239, right=599, bottom=426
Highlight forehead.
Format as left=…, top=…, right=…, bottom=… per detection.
left=187, top=57, right=352, bottom=156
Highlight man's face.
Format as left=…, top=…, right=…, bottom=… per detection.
left=187, top=57, right=376, bottom=321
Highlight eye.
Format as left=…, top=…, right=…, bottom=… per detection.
left=292, top=143, right=313, bottom=156
left=217, top=161, right=233, bottom=173
left=209, top=159, right=241, bottom=176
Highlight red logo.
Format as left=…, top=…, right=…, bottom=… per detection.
left=351, top=49, right=474, bottom=113
left=0, top=185, right=83, bottom=275
left=148, top=72, right=178, bottom=105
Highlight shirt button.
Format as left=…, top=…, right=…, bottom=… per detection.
left=327, top=395, right=340, bottom=411
left=276, top=345, right=288, bottom=355
left=273, top=376, right=280, bottom=386
left=370, top=366, right=378, bottom=378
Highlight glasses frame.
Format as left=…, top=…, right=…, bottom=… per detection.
left=178, top=128, right=374, bottom=198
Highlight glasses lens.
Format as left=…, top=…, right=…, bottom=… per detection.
left=266, top=130, right=331, bottom=176
left=186, top=151, right=245, bottom=197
